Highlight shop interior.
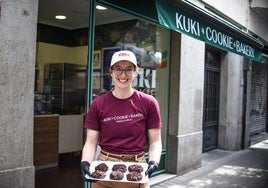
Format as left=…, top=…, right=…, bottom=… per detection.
left=35, top=0, right=169, bottom=187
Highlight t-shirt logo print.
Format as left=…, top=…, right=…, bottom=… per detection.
left=103, top=113, right=144, bottom=123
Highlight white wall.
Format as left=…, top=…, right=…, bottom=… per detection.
left=59, top=115, right=84, bottom=153
left=36, top=42, right=88, bottom=92
left=201, top=0, right=248, bottom=26
left=201, top=0, right=268, bottom=43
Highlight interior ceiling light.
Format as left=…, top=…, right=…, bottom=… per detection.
left=96, top=5, right=107, bottom=10
left=55, top=15, right=67, bottom=20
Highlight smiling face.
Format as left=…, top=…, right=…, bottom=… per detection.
left=111, top=61, right=137, bottom=90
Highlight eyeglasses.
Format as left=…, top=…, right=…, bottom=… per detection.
left=112, top=67, right=135, bottom=75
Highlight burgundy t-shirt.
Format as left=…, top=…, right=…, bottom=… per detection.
left=84, top=90, right=162, bottom=154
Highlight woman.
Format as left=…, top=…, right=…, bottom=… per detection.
left=81, top=50, right=162, bottom=188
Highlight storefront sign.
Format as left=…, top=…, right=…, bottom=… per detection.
left=155, top=0, right=263, bottom=62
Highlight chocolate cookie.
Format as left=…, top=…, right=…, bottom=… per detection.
left=110, top=170, right=124, bottom=180
left=91, top=170, right=106, bottom=179
left=126, top=171, right=143, bottom=181
left=112, top=164, right=127, bottom=172
left=128, top=164, right=144, bottom=173
left=95, top=163, right=109, bottom=172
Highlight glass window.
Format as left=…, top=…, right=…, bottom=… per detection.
left=94, top=7, right=170, bottom=153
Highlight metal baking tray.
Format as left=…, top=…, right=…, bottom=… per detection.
left=85, top=161, right=148, bottom=183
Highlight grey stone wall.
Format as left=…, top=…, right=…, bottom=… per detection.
left=219, top=53, right=244, bottom=150
left=167, top=32, right=204, bottom=174
left=0, top=0, right=38, bottom=187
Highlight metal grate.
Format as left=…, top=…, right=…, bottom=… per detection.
left=250, top=63, right=268, bottom=135
left=204, top=70, right=220, bottom=123
left=203, top=48, right=220, bottom=152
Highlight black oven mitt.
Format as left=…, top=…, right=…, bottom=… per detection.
left=81, top=161, right=92, bottom=181
left=145, top=161, right=159, bottom=178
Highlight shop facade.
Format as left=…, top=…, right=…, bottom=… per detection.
left=0, top=0, right=267, bottom=188
left=86, top=0, right=268, bottom=175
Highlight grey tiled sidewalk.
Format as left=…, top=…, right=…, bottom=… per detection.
left=151, top=139, right=268, bottom=188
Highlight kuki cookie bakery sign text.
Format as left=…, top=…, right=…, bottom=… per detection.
left=175, top=13, right=255, bottom=59
left=155, top=0, right=263, bottom=62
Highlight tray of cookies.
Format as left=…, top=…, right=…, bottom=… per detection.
left=85, top=161, right=148, bottom=183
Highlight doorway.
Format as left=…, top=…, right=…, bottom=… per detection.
left=35, top=0, right=90, bottom=187
left=203, top=48, right=221, bottom=152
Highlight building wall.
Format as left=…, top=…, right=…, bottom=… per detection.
left=0, top=0, right=38, bottom=187
left=200, top=0, right=267, bottom=149
left=165, top=0, right=267, bottom=175
left=219, top=53, right=244, bottom=150
left=167, top=32, right=204, bottom=174
left=249, top=7, right=268, bottom=42
left=249, top=0, right=268, bottom=42
left=201, top=0, right=248, bottom=26
left=201, top=0, right=268, bottom=44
